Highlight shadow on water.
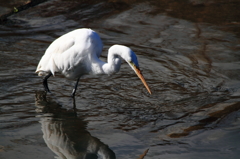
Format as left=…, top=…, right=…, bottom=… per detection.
left=35, top=91, right=116, bottom=159
left=35, top=91, right=149, bottom=159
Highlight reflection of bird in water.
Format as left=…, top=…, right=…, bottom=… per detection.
left=35, top=28, right=151, bottom=97
left=35, top=91, right=116, bottom=159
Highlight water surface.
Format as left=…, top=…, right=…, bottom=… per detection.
left=1, top=0, right=240, bottom=159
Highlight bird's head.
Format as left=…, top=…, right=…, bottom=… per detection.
left=110, top=45, right=152, bottom=94
left=121, top=46, right=152, bottom=94
left=127, top=54, right=152, bottom=95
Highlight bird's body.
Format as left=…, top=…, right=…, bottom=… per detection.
left=36, top=28, right=151, bottom=97
left=37, top=29, right=104, bottom=79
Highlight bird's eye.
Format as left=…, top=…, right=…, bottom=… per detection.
left=129, top=61, right=141, bottom=71
left=129, top=61, right=135, bottom=66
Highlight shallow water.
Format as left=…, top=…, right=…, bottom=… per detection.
left=1, top=0, right=240, bottom=159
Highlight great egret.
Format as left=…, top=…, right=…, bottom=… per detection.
left=36, top=28, right=151, bottom=97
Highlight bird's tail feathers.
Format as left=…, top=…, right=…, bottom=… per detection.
left=35, top=70, right=53, bottom=77
left=35, top=57, right=58, bottom=77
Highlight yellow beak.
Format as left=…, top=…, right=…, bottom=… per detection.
left=133, top=65, right=152, bottom=94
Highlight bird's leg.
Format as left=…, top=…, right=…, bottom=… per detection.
left=72, top=97, right=76, bottom=109
left=43, top=72, right=52, bottom=93
left=71, top=77, right=80, bottom=98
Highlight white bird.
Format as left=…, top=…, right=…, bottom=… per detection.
left=36, top=28, right=151, bottom=97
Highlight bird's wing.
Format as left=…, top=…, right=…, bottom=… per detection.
left=36, top=29, right=103, bottom=77
left=36, top=33, right=76, bottom=75
left=45, top=34, right=75, bottom=55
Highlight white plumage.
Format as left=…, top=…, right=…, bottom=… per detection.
left=36, top=28, right=151, bottom=97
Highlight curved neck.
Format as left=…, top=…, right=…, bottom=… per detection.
left=90, top=45, right=123, bottom=75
